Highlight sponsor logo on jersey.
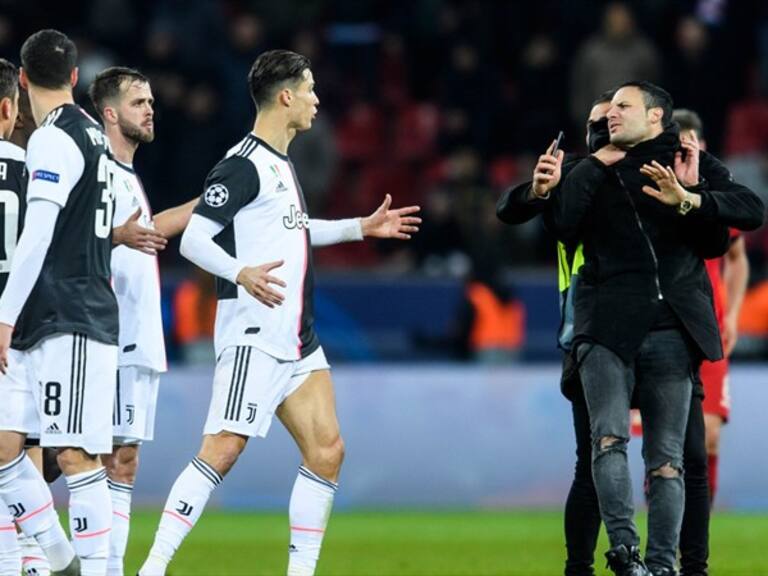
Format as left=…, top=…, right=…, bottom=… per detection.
left=205, top=183, right=229, bottom=207
left=276, top=180, right=289, bottom=193
left=45, top=422, right=62, bottom=434
left=283, top=205, right=309, bottom=230
left=31, top=170, right=60, bottom=183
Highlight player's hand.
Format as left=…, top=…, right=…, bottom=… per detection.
left=531, top=139, right=565, bottom=198
left=113, top=209, right=168, bottom=255
left=674, top=131, right=700, bottom=187
left=360, top=194, right=421, bottom=240
left=722, top=312, right=739, bottom=357
left=640, top=161, right=690, bottom=205
left=0, top=323, right=13, bottom=375
left=591, top=145, right=626, bottom=167
left=236, top=260, right=287, bottom=308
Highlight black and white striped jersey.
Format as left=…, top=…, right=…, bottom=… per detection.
left=0, top=138, right=26, bottom=295
left=193, top=133, right=319, bottom=361
left=12, top=104, right=118, bottom=350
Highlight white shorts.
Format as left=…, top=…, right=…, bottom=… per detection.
left=113, top=366, right=160, bottom=444
left=0, top=333, right=117, bottom=455
left=203, top=345, right=330, bottom=438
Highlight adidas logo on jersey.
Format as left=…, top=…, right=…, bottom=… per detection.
left=45, top=422, right=61, bottom=434
left=275, top=180, right=289, bottom=193
left=283, top=205, right=310, bottom=230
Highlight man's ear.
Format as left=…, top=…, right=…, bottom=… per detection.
left=648, top=107, right=663, bottom=126
left=102, top=105, right=118, bottom=125
left=70, top=67, right=79, bottom=89
left=0, top=97, right=9, bottom=122
left=278, top=88, right=292, bottom=108
left=19, top=68, right=29, bottom=91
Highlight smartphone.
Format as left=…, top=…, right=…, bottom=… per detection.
left=552, top=130, right=564, bottom=156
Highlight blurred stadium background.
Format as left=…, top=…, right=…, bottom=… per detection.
left=2, top=0, right=768, bottom=574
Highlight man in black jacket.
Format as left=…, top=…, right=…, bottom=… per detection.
left=551, top=81, right=763, bottom=576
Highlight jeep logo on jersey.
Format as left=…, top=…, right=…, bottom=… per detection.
left=283, top=205, right=309, bottom=230
left=204, top=184, right=229, bottom=207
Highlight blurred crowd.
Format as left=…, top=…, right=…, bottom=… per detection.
left=1, top=0, right=767, bottom=357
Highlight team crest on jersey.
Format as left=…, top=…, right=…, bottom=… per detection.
left=205, top=184, right=229, bottom=207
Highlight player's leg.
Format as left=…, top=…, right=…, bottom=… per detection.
left=564, top=395, right=601, bottom=576
left=140, top=346, right=260, bottom=576
left=679, top=388, right=710, bottom=576
left=0, top=348, right=75, bottom=573
left=277, top=362, right=343, bottom=576
left=0, top=505, right=21, bottom=576
left=18, top=443, right=51, bottom=576
left=103, top=365, right=161, bottom=575
left=699, top=359, right=729, bottom=506
left=33, top=333, right=117, bottom=576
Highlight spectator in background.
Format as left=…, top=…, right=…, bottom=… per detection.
left=173, top=267, right=216, bottom=364
left=569, top=2, right=659, bottom=127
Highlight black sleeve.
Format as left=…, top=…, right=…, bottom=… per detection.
left=551, top=156, right=609, bottom=241
left=193, top=155, right=260, bottom=226
left=684, top=219, right=730, bottom=259
left=496, top=155, right=585, bottom=226
left=690, top=151, right=765, bottom=231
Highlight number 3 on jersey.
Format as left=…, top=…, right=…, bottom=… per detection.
left=95, top=153, right=116, bottom=239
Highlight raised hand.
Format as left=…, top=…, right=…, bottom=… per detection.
left=113, top=208, right=168, bottom=255
left=361, top=194, right=421, bottom=239
left=531, top=139, right=565, bottom=198
left=674, top=131, right=700, bottom=187
left=640, top=160, right=688, bottom=205
left=236, top=260, right=287, bottom=308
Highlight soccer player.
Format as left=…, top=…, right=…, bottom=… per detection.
left=0, top=56, right=25, bottom=576
left=139, top=49, right=420, bottom=576
left=0, top=29, right=120, bottom=576
left=671, top=108, right=748, bottom=506
left=88, top=65, right=196, bottom=576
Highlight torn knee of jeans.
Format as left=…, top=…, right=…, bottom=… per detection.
left=650, top=462, right=681, bottom=479
left=597, top=435, right=626, bottom=452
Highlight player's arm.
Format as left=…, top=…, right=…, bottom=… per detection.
left=180, top=214, right=285, bottom=308
left=722, top=235, right=749, bottom=356
left=153, top=197, right=199, bottom=238
left=0, top=126, right=83, bottom=372
left=309, top=194, right=420, bottom=247
left=113, top=208, right=168, bottom=254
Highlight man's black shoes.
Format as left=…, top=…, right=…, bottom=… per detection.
left=605, top=544, right=649, bottom=576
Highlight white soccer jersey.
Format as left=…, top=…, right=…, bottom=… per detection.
left=111, top=161, right=167, bottom=372
left=193, top=134, right=318, bottom=361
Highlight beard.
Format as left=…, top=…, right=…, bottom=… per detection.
left=119, top=118, right=154, bottom=144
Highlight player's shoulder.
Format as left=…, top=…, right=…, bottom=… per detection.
left=39, top=104, right=106, bottom=150
left=0, top=139, right=25, bottom=163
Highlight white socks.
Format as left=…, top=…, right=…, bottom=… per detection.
left=19, top=532, right=51, bottom=576
left=287, top=466, right=338, bottom=576
left=0, top=453, right=74, bottom=571
left=65, top=467, right=112, bottom=576
left=0, top=511, right=20, bottom=576
left=139, top=457, right=222, bottom=576
left=107, top=479, right=133, bottom=576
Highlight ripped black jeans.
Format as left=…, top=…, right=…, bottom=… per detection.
left=577, top=329, right=693, bottom=572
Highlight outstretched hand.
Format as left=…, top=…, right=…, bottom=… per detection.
left=236, top=260, right=287, bottom=308
left=640, top=161, right=687, bottom=205
left=113, top=208, right=168, bottom=255
left=361, top=194, right=421, bottom=239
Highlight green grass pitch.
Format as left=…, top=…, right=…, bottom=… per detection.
left=124, top=510, right=768, bottom=575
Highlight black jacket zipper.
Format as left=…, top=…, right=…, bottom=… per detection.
left=616, top=172, right=663, bottom=300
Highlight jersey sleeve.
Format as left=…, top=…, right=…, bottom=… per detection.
left=25, top=125, right=85, bottom=208
left=193, top=155, right=260, bottom=226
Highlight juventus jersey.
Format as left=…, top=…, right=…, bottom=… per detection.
left=194, top=133, right=318, bottom=361
left=12, top=104, right=118, bottom=350
left=0, top=139, right=26, bottom=295
left=111, top=161, right=166, bottom=372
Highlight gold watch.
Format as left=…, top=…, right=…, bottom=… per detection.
left=677, top=192, right=694, bottom=216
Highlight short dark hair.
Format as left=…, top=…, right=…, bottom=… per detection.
left=0, top=59, right=18, bottom=102
left=672, top=108, right=704, bottom=139
left=617, top=80, right=674, bottom=127
left=89, top=66, right=149, bottom=119
left=248, top=50, right=310, bottom=111
left=591, top=89, right=616, bottom=107
left=20, top=29, right=77, bottom=90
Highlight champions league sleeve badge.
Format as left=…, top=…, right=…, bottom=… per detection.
left=204, top=183, right=229, bottom=207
